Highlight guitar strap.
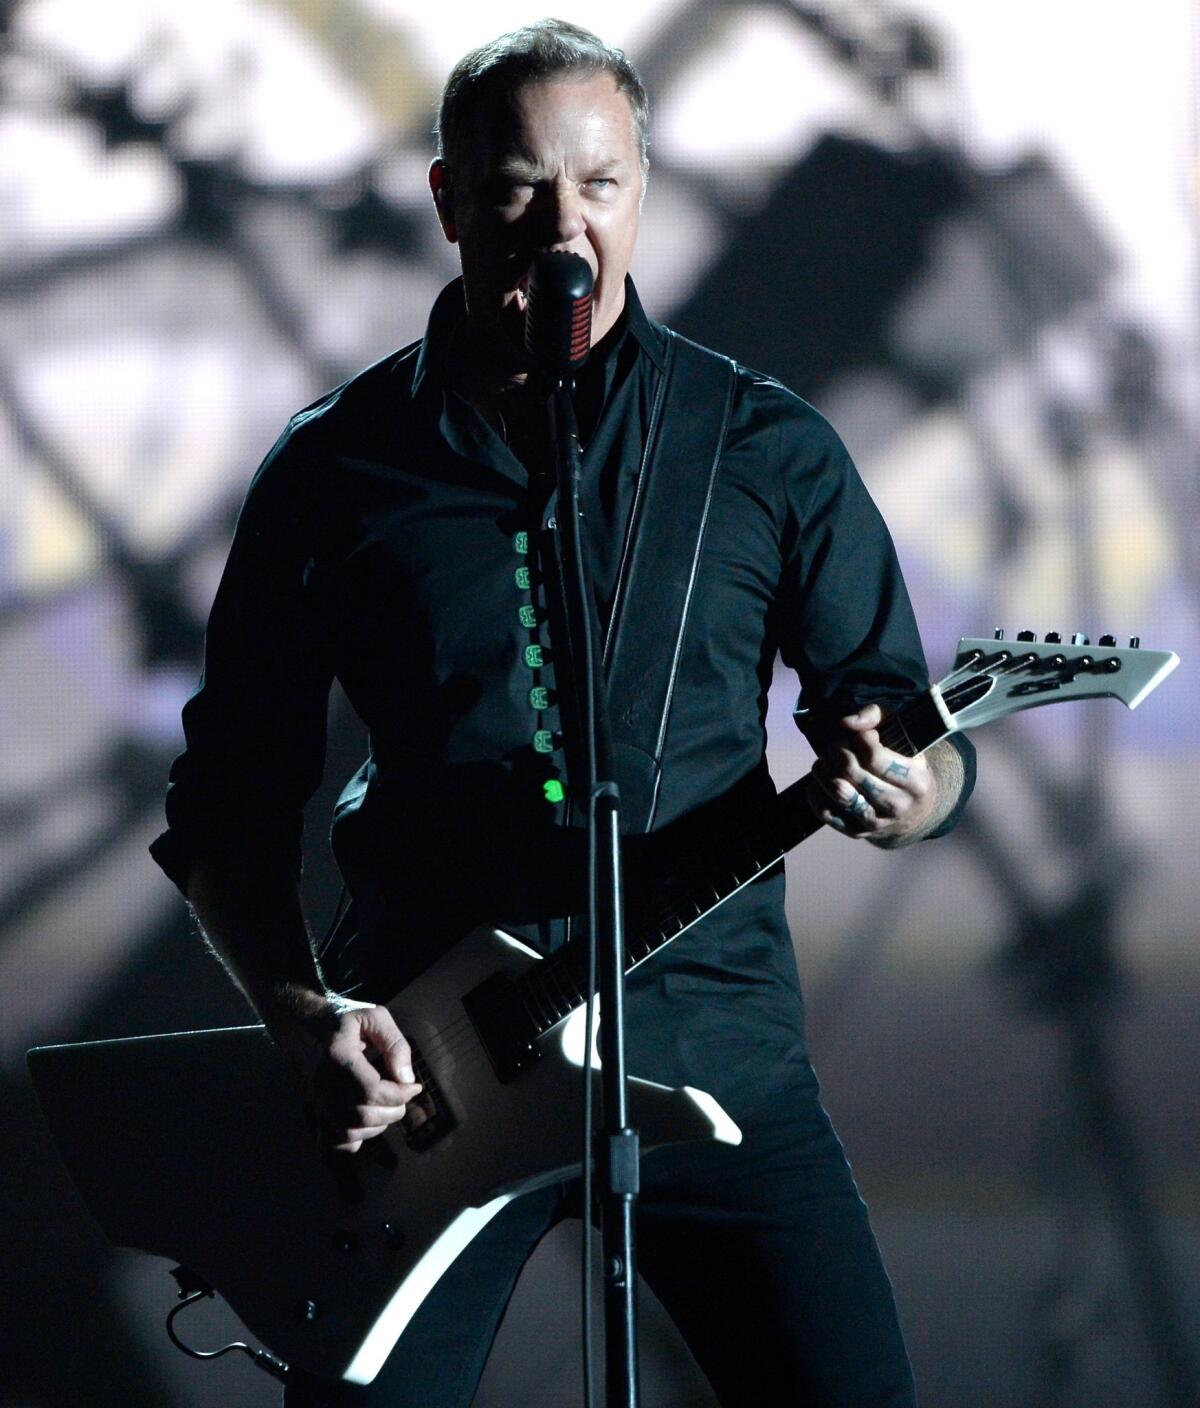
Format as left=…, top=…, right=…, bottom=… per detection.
left=601, top=330, right=736, bottom=834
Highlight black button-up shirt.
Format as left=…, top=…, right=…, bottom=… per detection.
left=151, top=277, right=972, bottom=1097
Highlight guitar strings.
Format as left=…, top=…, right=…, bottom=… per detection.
left=391, top=721, right=936, bottom=1071
left=401, top=748, right=905, bottom=1074
left=388, top=651, right=1031, bottom=1075
left=406, top=804, right=799, bottom=1057
left=365, top=653, right=1072, bottom=1124
left=394, top=801, right=812, bottom=1075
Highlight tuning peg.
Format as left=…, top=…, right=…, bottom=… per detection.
left=1098, top=634, right=1116, bottom=647
left=1071, top=633, right=1089, bottom=646
left=1016, top=630, right=1037, bottom=642
left=993, top=628, right=1005, bottom=640
left=1045, top=631, right=1062, bottom=644
left=1129, top=636, right=1140, bottom=649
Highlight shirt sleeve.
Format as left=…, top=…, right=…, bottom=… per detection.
left=767, top=384, right=975, bottom=836
left=149, top=423, right=335, bottom=896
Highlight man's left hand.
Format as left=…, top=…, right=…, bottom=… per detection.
left=806, top=702, right=935, bottom=845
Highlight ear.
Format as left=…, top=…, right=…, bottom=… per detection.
left=429, top=159, right=457, bottom=244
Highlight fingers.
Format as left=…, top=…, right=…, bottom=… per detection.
left=806, top=770, right=877, bottom=837
left=809, top=704, right=932, bottom=840
left=314, top=1005, right=422, bottom=1152
left=357, top=1004, right=418, bottom=1086
left=839, top=702, right=883, bottom=733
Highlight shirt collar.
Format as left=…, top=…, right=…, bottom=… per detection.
left=618, top=276, right=667, bottom=372
left=410, top=273, right=664, bottom=399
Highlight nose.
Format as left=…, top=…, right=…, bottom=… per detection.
left=541, top=179, right=586, bottom=248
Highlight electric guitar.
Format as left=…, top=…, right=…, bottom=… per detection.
left=27, top=634, right=1177, bottom=1385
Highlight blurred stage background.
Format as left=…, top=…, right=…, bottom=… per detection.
left=2, top=2, right=1198, bottom=1405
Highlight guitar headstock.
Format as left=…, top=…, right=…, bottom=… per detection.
left=935, top=632, right=1179, bottom=732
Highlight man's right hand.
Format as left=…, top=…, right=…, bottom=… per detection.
left=263, top=990, right=422, bottom=1154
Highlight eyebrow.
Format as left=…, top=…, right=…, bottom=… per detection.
left=496, top=156, right=542, bottom=181
left=495, top=154, right=630, bottom=182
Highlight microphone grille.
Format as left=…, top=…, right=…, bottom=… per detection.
left=524, top=252, right=594, bottom=374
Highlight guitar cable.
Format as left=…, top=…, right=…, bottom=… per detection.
left=165, top=1265, right=290, bottom=1384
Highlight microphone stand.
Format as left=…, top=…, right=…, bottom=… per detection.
left=544, top=369, right=640, bottom=1408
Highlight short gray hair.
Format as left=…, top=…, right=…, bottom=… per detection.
left=436, top=18, right=649, bottom=173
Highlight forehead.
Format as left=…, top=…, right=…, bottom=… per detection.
left=469, top=72, right=638, bottom=170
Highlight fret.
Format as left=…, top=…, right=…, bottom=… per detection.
left=882, top=693, right=948, bottom=758
left=525, top=976, right=556, bottom=1030
left=526, top=971, right=550, bottom=1024
left=514, top=983, right=541, bottom=1032
left=525, top=978, right=556, bottom=1035
left=540, top=979, right=561, bottom=1027
left=543, top=962, right=570, bottom=1018
left=556, top=962, right=584, bottom=1011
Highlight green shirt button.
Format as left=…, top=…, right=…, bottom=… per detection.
left=529, top=686, right=549, bottom=710
left=543, top=779, right=566, bottom=804
left=514, top=566, right=531, bottom=590
left=513, top=531, right=529, bottom=555
left=533, top=729, right=555, bottom=754
left=524, top=644, right=544, bottom=668
left=518, top=605, right=538, bottom=629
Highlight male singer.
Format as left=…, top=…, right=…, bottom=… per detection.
left=153, top=19, right=974, bottom=1407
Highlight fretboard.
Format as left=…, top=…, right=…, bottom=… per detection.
left=505, top=688, right=952, bottom=1037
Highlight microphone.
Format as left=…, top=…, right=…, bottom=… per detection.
left=523, top=252, right=594, bottom=377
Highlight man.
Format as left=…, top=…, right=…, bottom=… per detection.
left=152, top=19, right=973, bottom=1407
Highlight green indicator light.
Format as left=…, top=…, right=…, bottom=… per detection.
left=514, top=566, right=531, bottom=590
left=529, top=686, right=549, bottom=710
left=518, top=605, right=538, bottom=629
left=533, top=729, right=554, bottom=754
left=543, top=779, right=566, bottom=804
left=513, top=531, right=529, bottom=555
left=524, top=644, right=544, bottom=668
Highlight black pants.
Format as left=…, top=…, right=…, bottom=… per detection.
left=284, top=1059, right=914, bottom=1407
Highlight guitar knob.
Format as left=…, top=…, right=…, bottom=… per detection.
left=1129, top=636, right=1141, bottom=649
left=1071, top=633, right=1089, bottom=646
left=1016, top=630, right=1037, bottom=642
left=993, top=628, right=1005, bottom=640
left=1045, top=632, right=1062, bottom=644
left=1098, top=634, right=1116, bottom=647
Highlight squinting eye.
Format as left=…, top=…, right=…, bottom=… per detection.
left=491, top=180, right=533, bottom=204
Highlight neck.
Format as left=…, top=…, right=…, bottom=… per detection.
left=448, top=317, right=531, bottom=410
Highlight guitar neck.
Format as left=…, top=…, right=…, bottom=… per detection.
left=513, top=691, right=951, bottom=1030
left=490, top=632, right=1181, bottom=1042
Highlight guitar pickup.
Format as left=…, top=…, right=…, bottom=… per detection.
left=461, top=971, right=542, bottom=1083
left=399, top=1037, right=456, bottom=1152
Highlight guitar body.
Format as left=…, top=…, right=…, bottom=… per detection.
left=28, top=926, right=739, bottom=1384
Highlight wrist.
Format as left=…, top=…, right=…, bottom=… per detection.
left=251, top=979, right=335, bottom=1032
